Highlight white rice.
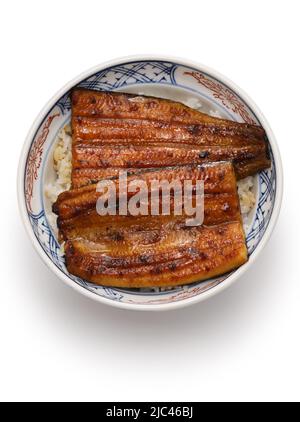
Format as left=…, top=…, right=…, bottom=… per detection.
left=237, top=176, right=256, bottom=216
left=45, top=124, right=72, bottom=204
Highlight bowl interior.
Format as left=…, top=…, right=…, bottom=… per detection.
left=23, top=59, right=276, bottom=307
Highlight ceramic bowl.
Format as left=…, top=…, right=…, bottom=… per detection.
left=17, top=55, right=283, bottom=311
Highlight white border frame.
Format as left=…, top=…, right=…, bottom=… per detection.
left=17, top=55, right=283, bottom=311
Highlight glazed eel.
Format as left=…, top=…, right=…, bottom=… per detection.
left=53, top=162, right=248, bottom=288
left=71, top=89, right=270, bottom=187
left=64, top=221, right=247, bottom=288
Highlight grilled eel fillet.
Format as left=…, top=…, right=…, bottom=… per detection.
left=71, top=89, right=270, bottom=187
left=64, top=221, right=247, bottom=288
left=53, top=162, right=241, bottom=222
left=53, top=162, right=248, bottom=287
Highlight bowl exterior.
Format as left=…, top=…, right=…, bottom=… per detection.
left=17, top=56, right=283, bottom=310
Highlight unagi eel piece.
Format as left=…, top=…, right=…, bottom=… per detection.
left=70, top=89, right=270, bottom=186
left=64, top=221, right=247, bottom=288
left=53, top=162, right=241, bottom=221
left=57, top=189, right=241, bottom=241
left=53, top=161, right=247, bottom=288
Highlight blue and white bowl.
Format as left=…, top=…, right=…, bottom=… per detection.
left=17, top=56, right=283, bottom=310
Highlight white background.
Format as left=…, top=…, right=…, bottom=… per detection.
left=0, top=0, right=299, bottom=402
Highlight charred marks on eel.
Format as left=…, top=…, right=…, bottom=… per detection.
left=199, top=151, right=210, bottom=159
left=109, top=231, right=125, bottom=242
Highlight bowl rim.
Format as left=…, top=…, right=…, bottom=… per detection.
left=17, top=54, right=283, bottom=311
